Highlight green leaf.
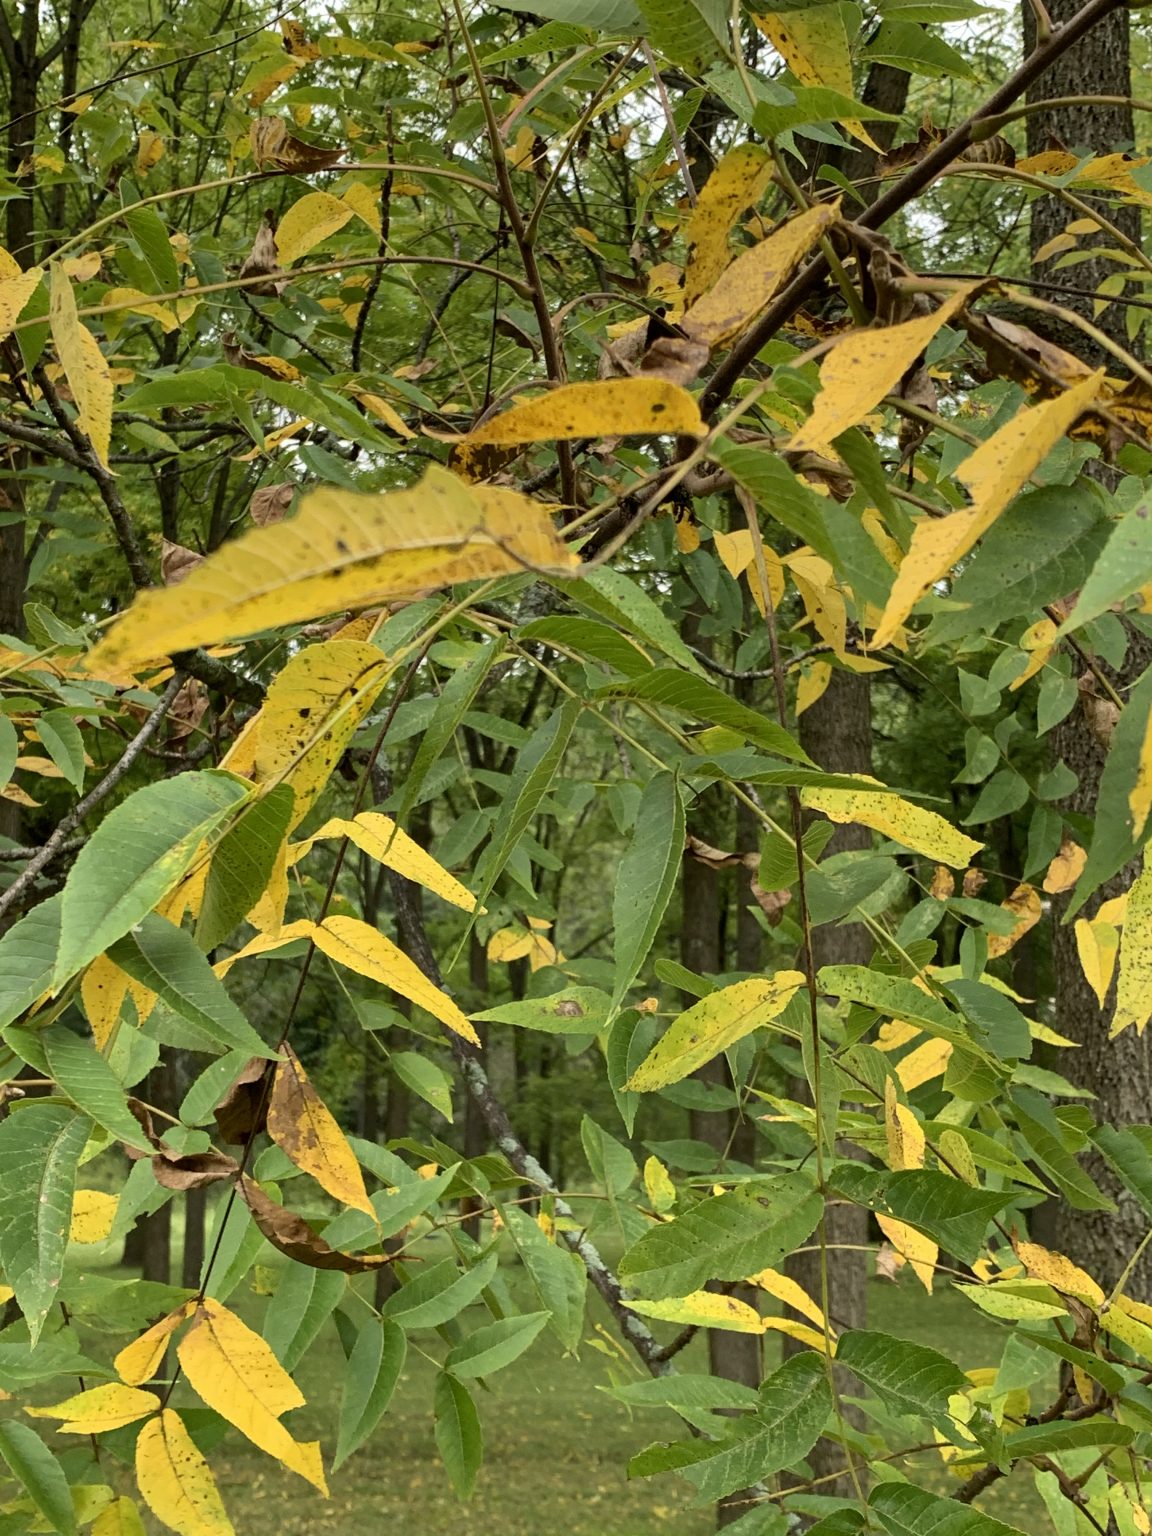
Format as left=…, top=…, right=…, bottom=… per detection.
left=36, top=710, right=85, bottom=791
left=636, top=0, right=728, bottom=69
left=122, top=205, right=181, bottom=294
left=1071, top=662, right=1152, bottom=915
left=382, top=1253, right=498, bottom=1331
left=54, top=770, right=249, bottom=985
left=0, top=896, right=61, bottom=1030
left=518, top=616, right=654, bottom=678
left=196, top=785, right=296, bottom=951
left=618, top=1176, right=822, bottom=1298
left=630, top=1354, right=830, bottom=1501
left=1058, top=496, right=1152, bottom=636
left=445, top=1312, right=549, bottom=1379
left=612, top=771, right=684, bottom=1014
left=471, top=985, right=612, bottom=1033
left=930, top=485, right=1108, bottom=642
left=503, top=1207, right=586, bottom=1354
left=829, top=1165, right=1010, bottom=1262
left=1094, top=1123, right=1152, bottom=1216
left=559, top=566, right=704, bottom=674
left=39, top=1028, right=153, bottom=1151
left=869, top=1482, right=1027, bottom=1536
left=627, top=973, right=805, bottom=1091
left=434, top=1370, right=482, bottom=1500
left=1011, top=1087, right=1111, bottom=1211
left=998, top=1418, right=1134, bottom=1460
left=390, top=1050, right=454, bottom=1120
left=263, top=1264, right=344, bottom=1372
left=0, top=712, right=17, bottom=790
left=609, top=1373, right=759, bottom=1431
left=0, top=1421, right=76, bottom=1536
left=334, top=1317, right=407, bottom=1470
left=602, top=670, right=809, bottom=762
left=0, top=1103, right=90, bottom=1342
left=818, top=965, right=972, bottom=1049
left=110, top=914, right=273, bottom=1057
left=836, top=1331, right=968, bottom=1435
left=709, top=440, right=840, bottom=565
left=398, top=640, right=506, bottom=824
left=472, top=700, right=580, bottom=911
left=862, top=18, right=977, bottom=76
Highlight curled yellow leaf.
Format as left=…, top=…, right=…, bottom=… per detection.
left=115, top=1303, right=195, bottom=1386
left=682, top=144, right=775, bottom=308
left=624, top=1291, right=766, bottom=1333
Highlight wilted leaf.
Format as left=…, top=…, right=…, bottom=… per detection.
left=267, top=1044, right=373, bottom=1214
left=238, top=1177, right=393, bottom=1271
left=176, top=1297, right=327, bottom=1491
left=987, top=883, right=1042, bottom=959
left=1043, top=838, right=1087, bottom=894
left=152, top=1149, right=239, bottom=1191
left=249, top=484, right=295, bottom=526
left=250, top=117, right=342, bottom=173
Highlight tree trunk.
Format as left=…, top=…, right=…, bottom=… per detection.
left=784, top=669, right=872, bottom=1498
left=181, top=1186, right=207, bottom=1290
left=461, top=935, right=490, bottom=1240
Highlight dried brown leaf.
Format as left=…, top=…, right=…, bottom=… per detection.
left=238, top=1177, right=393, bottom=1272
left=160, top=539, right=202, bottom=586
left=152, top=1149, right=239, bottom=1191
left=214, top=1057, right=272, bottom=1146
left=249, top=483, right=296, bottom=527
left=249, top=118, right=342, bottom=174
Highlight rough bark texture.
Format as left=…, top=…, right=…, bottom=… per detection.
left=1052, top=634, right=1152, bottom=1298
left=1022, top=0, right=1139, bottom=361
left=784, top=669, right=872, bottom=1498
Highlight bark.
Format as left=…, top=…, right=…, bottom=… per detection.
left=181, top=1186, right=207, bottom=1290
left=784, top=669, right=872, bottom=1498
left=1052, top=632, right=1152, bottom=1299
left=1022, top=0, right=1139, bottom=360
left=461, top=935, right=490, bottom=1240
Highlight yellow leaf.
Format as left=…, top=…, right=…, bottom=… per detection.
left=81, top=952, right=131, bottom=1050
left=70, top=1189, right=118, bottom=1243
left=341, top=182, right=382, bottom=234
left=464, top=378, right=704, bottom=445
left=713, top=527, right=755, bottom=579
left=626, top=972, right=805, bottom=1091
left=135, top=131, right=165, bottom=176
left=796, top=660, right=832, bottom=715
left=61, top=252, right=102, bottom=281
left=1042, top=837, right=1087, bottom=895
left=235, top=418, right=310, bottom=460
left=1112, top=855, right=1152, bottom=1036
left=938, top=1128, right=979, bottom=1186
left=682, top=144, right=775, bottom=308
left=872, top=373, right=1103, bottom=647
left=755, top=6, right=851, bottom=89
left=267, top=1044, right=373, bottom=1215
left=102, top=286, right=178, bottom=333
left=876, top=1019, right=921, bottom=1052
left=86, top=466, right=577, bottom=672
left=745, top=1266, right=826, bottom=1330
left=136, top=1409, right=236, bottom=1536
left=177, top=1300, right=326, bottom=1492
left=625, top=1291, right=766, bottom=1333
left=1016, top=1241, right=1104, bottom=1305
left=49, top=263, right=113, bottom=467
left=314, top=915, right=479, bottom=1043
left=0, top=264, right=44, bottom=340
left=789, top=288, right=972, bottom=455
left=275, top=192, right=354, bottom=266
left=28, top=1382, right=158, bottom=1433
left=114, top=1304, right=195, bottom=1386
left=643, top=1155, right=676, bottom=1214
left=249, top=641, right=391, bottom=830
left=884, top=1080, right=925, bottom=1171
left=92, top=1496, right=146, bottom=1536
left=1131, top=706, right=1152, bottom=841
left=761, top=1316, right=834, bottom=1351
left=683, top=201, right=839, bottom=349
left=986, top=883, right=1042, bottom=960
left=876, top=1214, right=937, bottom=1293
left=247, top=835, right=289, bottom=936
left=293, top=812, right=476, bottom=910
left=799, top=779, right=982, bottom=868
left=213, top=919, right=317, bottom=978
left=1075, top=915, right=1120, bottom=1008
left=356, top=391, right=414, bottom=437
left=895, top=1036, right=953, bottom=1091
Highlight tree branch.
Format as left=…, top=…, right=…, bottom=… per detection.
left=0, top=672, right=184, bottom=922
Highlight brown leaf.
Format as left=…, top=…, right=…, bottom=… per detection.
left=874, top=1242, right=904, bottom=1282
left=930, top=866, right=955, bottom=901
left=250, top=117, right=342, bottom=174
left=214, top=1057, right=272, bottom=1146
left=126, top=1098, right=161, bottom=1150
left=1078, top=672, right=1120, bottom=750
left=168, top=678, right=208, bottom=741
left=249, top=483, right=296, bottom=527
left=685, top=833, right=749, bottom=870
left=1043, top=836, right=1087, bottom=895
left=152, top=1149, right=239, bottom=1191
left=222, top=332, right=302, bottom=383
left=961, top=867, right=987, bottom=897
left=749, top=878, right=791, bottom=927
left=638, top=335, right=710, bottom=387
left=238, top=211, right=286, bottom=298
left=160, top=539, right=202, bottom=586
left=267, top=1044, right=373, bottom=1213
left=238, top=1177, right=395, bottom=1272
left=968, top=312, right=1095, bottom=399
